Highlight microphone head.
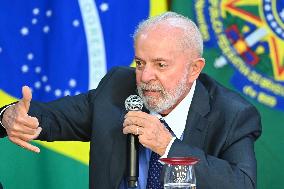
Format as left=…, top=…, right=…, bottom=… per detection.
left=125, top=95, right=143, bottom=111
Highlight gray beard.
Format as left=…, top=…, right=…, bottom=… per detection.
left=137, top=70, right=189, bottom=113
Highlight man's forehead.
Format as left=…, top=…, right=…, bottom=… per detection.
left=135, top=30, right=188, bottom=55
left=137, top=23, right=184, bottom=40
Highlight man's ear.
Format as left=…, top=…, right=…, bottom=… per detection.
left=188, top=58, right=205, bottom=81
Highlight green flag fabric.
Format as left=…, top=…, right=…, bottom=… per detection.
left=171, top=0, right=284, bottom=189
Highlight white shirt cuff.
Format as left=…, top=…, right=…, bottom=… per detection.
left=159, top=137, right=176, bottom=164
left=0, top=104, right=16, bottom=129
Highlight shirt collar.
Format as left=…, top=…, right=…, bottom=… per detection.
left=151, top=80, right=196, bottom=139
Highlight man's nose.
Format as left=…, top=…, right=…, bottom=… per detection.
left=141, top=65, right=156, bottom=83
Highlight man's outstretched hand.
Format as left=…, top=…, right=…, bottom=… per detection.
left=2, top=86, right=42, bottom=153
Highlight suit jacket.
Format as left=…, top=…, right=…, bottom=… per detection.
left=0, top=66, right=261, bottom=189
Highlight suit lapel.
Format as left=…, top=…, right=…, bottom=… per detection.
left=182, top=80, right=210, bottom=149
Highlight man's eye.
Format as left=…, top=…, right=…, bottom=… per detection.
left=158, top=63, right=167, bottom=68
left=135, top=60, right=141, bottom=66
left=135, top=60, right=144, bottom=68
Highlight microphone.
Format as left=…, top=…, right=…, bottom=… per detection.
left=125, top=95, right=143, bottom=188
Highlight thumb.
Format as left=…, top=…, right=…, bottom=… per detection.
left=21, top=86, right=32, bottom=112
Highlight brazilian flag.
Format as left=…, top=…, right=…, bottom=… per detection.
left=171, top=0, right=284, bottom=189
left=0, top=1, right=167, bottom=188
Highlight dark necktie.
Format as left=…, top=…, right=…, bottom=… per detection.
left=146, top=118, right=171, bottom=189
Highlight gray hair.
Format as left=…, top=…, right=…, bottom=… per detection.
left=133, top=12, right=203, bottom=57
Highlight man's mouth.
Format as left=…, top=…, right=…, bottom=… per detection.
left=143, top=90, right=161, bottom=97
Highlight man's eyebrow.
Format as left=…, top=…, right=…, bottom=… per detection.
left=134, top=57, right=168, bottom=62
left=134, top=56, right=143, bottom=61
left=152, top=58, right=167, bottom=62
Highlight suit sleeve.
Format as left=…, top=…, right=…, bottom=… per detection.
left=0, top=102, right=18, bottom=138
left=29, top=92, right=94, bottom=141
left=168, top=105, right=261, bottom=189
left=27, top=67, right=119, bottom=142
left=0, top=121, right=6, bottom=138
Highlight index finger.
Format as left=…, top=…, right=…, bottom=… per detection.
left=19, top=115, right=39, bottom=129
left=125, top=111, right=157, bottom=121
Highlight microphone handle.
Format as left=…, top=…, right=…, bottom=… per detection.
left=127, top=133, right=139, bottom=188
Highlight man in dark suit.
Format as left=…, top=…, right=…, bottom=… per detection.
left=0, top=12, right=261, bottom=189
